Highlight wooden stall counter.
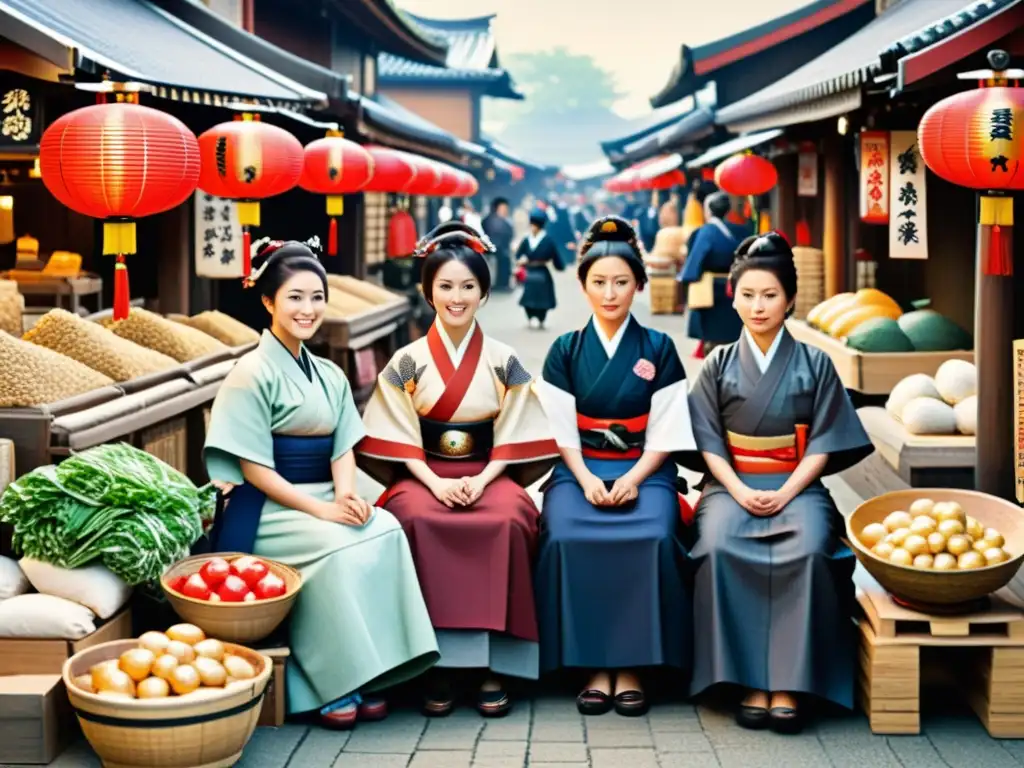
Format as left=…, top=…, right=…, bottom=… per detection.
left=787, top=319, right=973, bottom=396
left=858, top=407, right=975, bottom=489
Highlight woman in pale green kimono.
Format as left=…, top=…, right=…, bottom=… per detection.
left=204, top=238, right=439, bottom=730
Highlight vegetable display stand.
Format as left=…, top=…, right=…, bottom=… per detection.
left=786, top=320, right=973, bottom=395
left=858, top=407, right=976, bottom=489
left=857, top=572, right=1024, bottom=737
left=0, top=606, right=132, bottom=676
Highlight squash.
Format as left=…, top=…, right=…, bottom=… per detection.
left=898, top=310, right=972, bottom=352
left=807, top=293, right=853, bottom=328
left=826, top=303, right=902, bottom=338
left=886, top=374, right=941, bottom=422
left=901, top=397, right=957, bottom=435
left=853, top=288, right=901, bottom=316
left=934, top=359, right=976, bottom=405
left=814, top=295, right=860, bottom=333
left=954, top=395, right=977, bottom=435
left=846, top=318, right=915, bottom=353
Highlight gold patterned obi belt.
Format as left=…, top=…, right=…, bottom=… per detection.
left=420, top=417, right=493, bottom=460
left=727, top=425, right=808, bottom=474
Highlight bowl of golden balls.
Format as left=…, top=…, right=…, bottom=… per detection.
left=61, top=623, right=271, bottom=768
left=848, top=489, right=1024, bottom=613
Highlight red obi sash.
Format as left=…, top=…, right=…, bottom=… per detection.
left=577, top=413, right=647, bottom=460
left=726, top=425, right=808, bottom=474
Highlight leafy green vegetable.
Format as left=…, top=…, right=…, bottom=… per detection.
left=0, top=443, right=215, bottom=586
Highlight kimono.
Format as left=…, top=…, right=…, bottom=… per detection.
left=483, top=211, right=514, bottom=292
left=357, top=319, right=559, bottom=679
left=534, top=315, right=696, bottom=672
left=204, top=331, right=439, bottom=714
left=685, top=327, right=874, bottom=707
left=678, top=218, right=746, bottom=345
left=516, top=232, right=562, bottom=321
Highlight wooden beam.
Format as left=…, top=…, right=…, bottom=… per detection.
left=823, top=138, right=846, bottom=297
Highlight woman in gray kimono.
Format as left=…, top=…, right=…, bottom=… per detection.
left=685, top=232, right=873, bottom=734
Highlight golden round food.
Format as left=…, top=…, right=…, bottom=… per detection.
left=984, top=529, right=1005, bottom=548
left=94, top=666, right=136, bottom=697
left=193, top=638, right=226, bottom=662
left=958, top=551, right=986, bottom=570
left=73, top=674, right=95, bottom=694
left=887, top=528, right=911, bottom=547
left=138, top=631, right=171, bottom=656
left=984, top=547, right=1010, bottom=565
left=903, top=534, right=929, bottom=557
left=165, top=640, right=195, bottom=664
left=946, top=534, right=972, bottom=556
left=222, top=655, right=256, bottom=681
left=937, top=519, right=965, bottom=538
left=873, top=541, right=895, bottom=559
left=967, top=516, right=985, bottom=540
left=119, top=648, right=156, bottom=683
left=883, top=511, right=913, bottom=532
left=909, top=498, right=935, bottom=517
left=890, top=547, right=913, bottom=566
left=909, top=516, right=937, bottom=536
left=913, top=554, right=934, bottom=569
left=933, top=501, right=966, bottom=525
left=166, top=623, right=205, bottom=645
left=137, top=677, right=171, bottom=699
left=193, top=657, right=228, bottom=688
left=926, top=531, right=947, bottom=555
left=169, top=664, right=201, bottom=695
left=151, top=654, right=179, bottom=680
left=933, top=553, right=958, bottom=570
left=859, top=523, right=888, bottom=547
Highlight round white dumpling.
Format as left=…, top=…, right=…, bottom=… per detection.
left=954, top=395, right=976, bottom=436
left=886, top=374, right=941, bottom=422
left=901, top=397, right=957, bottom=436
left=934, top=359, right=976, bottom=405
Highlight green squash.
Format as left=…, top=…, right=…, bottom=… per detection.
left=845, top=317, right=915, bottom=353
left=897, top=310, right=972, bottom=352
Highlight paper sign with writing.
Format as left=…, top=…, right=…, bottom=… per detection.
left=859, top=131, right=890, bottom=225
left=1015, top=339, right=1024, bottom=504
left=0, top=85, right=40, bottom=148
left=888, top=131, right=928, bottom=260
left=194, top=192, right=244, bottom=278
left=797, top=151, right=818, bottom=197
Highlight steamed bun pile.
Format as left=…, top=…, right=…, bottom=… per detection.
left=885, top=360, right=976, bottom=436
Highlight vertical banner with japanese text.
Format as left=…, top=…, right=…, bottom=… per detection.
left=194, top=192, right=245, bottom=278
left=859, top=131, right=890, bottom=225
left=888, top=131, right=928, bottom=260
left=797, top=151, right=818, bottom=197
left=1015, top=339, right=1024, bottom=504
left=0, top=83, right=41, bottom=149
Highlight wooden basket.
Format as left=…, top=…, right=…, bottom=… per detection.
left=162, top=553, right=301, bottom=643
left=62, top=639, right=271, bottom=768
left=848, top=489, right=1024, bottom=611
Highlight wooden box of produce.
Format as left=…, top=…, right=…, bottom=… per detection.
left=257, top=647, right=289, bottom=727
left=0, top=607, right=132, bottom=676
left=859, top=407, right=975, bottom=489
left=648, top=276, right=677, bottom=315
left=0, top=674, right=77, bottom=764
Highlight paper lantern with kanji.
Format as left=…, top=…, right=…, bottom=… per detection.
left=363, top=146, right=417, bottom=192
left=714, top=154, right=778, bottom=196
left=39, top=102, right=200, bottom=320
left=300, top=131, right=374, bottom=257
left=198, top=119, right=303, bottom=275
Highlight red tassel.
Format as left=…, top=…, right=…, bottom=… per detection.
left=242, top=228, right=252, bottom=276
left=742, top=199, right=752, bottom=219
left=986, top=224, right=1013, bottom=276
left=692, top=342, right=706, bottom=360
left=795, top=220, right=811, bottom=247
left=328, top=217, right=339, bottom=257
left=113, top=254, right=130, bottom=321
left=726, top=280, right=734, bottom=298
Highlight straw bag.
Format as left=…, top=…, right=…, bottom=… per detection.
left=687, top=272, right=728, bottom=309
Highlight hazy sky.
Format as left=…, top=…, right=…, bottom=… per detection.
left=398, top=0, right=816, bottom=117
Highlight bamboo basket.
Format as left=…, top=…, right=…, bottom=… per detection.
left=648, top=276, right=678, bottom=315
left=162, top=553, right=302, bottom=643
left=792, top=246, right=824, bottom=320
left=848, top=489, right=1024, bottom=612
left=63, top=639, right=271, bottom=768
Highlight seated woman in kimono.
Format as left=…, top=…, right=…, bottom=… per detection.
left=357, top=222, right=559, bottom=718
left=203, top=238, right=439, bottom=730
left=686, top=232, right=873, bottom=733
left=533, top=216, right=697, bottom=717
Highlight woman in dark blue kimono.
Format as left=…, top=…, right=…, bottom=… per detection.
left=515, top=209, right=564, bottom=329
left=534, top=216, right=696, bottom=717
left=678, top=192, right=746, bottom=354
left=685, top=232, right=873, bottom=734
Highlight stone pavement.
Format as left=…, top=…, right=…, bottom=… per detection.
left=43, top=272, right=1024, bottom=767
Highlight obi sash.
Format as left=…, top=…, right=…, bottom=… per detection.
left=209, top=434, right=334, bottom=554
left=419, top=417, right=493, bottom=461
left=578, top=414, right=647, bottom=460
left=726, top=425, right=808, bottom=474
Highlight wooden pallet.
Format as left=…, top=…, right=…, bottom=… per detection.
left=857, top=573, right=1024, bottom=737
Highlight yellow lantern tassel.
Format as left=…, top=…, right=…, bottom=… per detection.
left=759, top=211, right=772, bottom=234
left=102, top=221, right=137, bottom=255
left=326, top=196, right=343, bottom=257
left=0, top=196, right=13, bottom=245
left=979, top=195, right=1013, bottom=276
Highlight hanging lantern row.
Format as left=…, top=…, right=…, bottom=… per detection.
left=38, top=101, right=482, bottom=318
left=714, top=153, right=778, bottom=197
left=603, top=155, right=686, bottom=194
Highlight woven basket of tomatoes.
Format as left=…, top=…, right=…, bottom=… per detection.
left=162, top=553, right=301, bottom=643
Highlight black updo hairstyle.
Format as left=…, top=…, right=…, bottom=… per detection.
left=415, top=221, right=494, bottom=306
left=728, top=231, right=799, bottom=314
left=576, top=215, right=648, bottom=288
left=248, top=238, right=329, bottom=300
left=528, top=209, right=547, bottom=228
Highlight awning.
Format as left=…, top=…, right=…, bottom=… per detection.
left=715, top=0, right=1002, bottom=133
left=686, top=129, right=784, bottom=169
left=616, top=108, right=716, bottom=166
left=560, top=159, right=615, bottom=182
left=0, top=0, right=327, bottom=106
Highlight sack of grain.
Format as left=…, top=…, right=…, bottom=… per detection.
left=23, top=308, right=177, bottom=381
left=0, top=330, right=114, bottom=406
left=327, top=290, right=374, bottom=316
left=174, top=310, right=259, bottom=347
left=108, top=308, right=228, bottom=362
left=0, top=283, right=24, bottom=336
left=326, top=275, right=398, bottom=305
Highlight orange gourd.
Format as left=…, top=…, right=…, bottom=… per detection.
left=807, top=292, right=853, bottom=328
left=827, top=304, right=903, bottom=338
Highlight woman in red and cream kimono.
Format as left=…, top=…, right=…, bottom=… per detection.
left=357, top=222, right=559, bottom=719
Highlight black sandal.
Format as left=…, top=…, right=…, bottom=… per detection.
left=422, top=694, right=454, bottom=718
left=477, top=687, right=512, bottom=718
left=613, top=689, right=649, bottom=717
left=576, top=688, right=613, bottom=716
left=769, top=705, right=804, bottom=734
left=736, top=704, right=770, bottom=730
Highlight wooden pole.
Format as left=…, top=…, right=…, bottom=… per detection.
left=823, top=139, right=845, bottom=298
left=974, top=218, right=1016, bottom=497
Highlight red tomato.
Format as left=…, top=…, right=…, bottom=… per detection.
left=233, top=557, right=269, bottom=589
left=254, top=573, right=287, bottom=600
left=230, top=556, right=259, bottom=575
left=199, top=557, right=231, bottom=588
left=166, top=576, right=186, bottom=593
left=181, top=573, right=212, bottom=601
left=217, top=574, right=250, bottom=602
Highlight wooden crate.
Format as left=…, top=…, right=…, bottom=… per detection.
left=857, top=574, right=1024, bottom=737
left=0, top=607, right=132, bottom=676
left=648, top=276, right=677, bottom=315
left=257, top=647, right=290, bottom=727
left=140, top=417, right=187, bottom=474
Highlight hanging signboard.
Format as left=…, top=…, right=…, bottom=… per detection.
left=797, top=151, right=818, bottom=197
left=0, top=82, right=41, bottom=150
left=888, top=131, right=928, bottom=260
left=859, top=131, right=890, bottom=225
left=194, top=192, right=245, bottom=278
left=1015, top=339, right=1024, bottom=504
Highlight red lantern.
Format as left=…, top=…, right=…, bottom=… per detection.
left=387, top=210, right=418, bottom=258
left=919, top=85, right=1024, bottom=275
left=40, top=102, right=200, bottom=320
left=454, top=171, right=478, bottom=197
left=647, top=169, right=687, bottom=191
left=509, top=164, right=525, bottom=183
left=198, top=117, right=303, bottom=275
left=714, top=154, right=778, bottom=196
left=300, top=130, right=373, bottom=257
left=363, top=146, right=417, bottom=192
left=401, top=154, right=444, bottom=196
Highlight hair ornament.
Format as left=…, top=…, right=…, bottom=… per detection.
left=600, top=221, right=618, bottom=233
left=242, top=238, right=286, bottom=288
left=304, top=235, right=324, bottom=256
left=413, top=230, right=497, bottom=259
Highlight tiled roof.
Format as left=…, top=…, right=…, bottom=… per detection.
left=378, top=13, right=522, bottom=100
